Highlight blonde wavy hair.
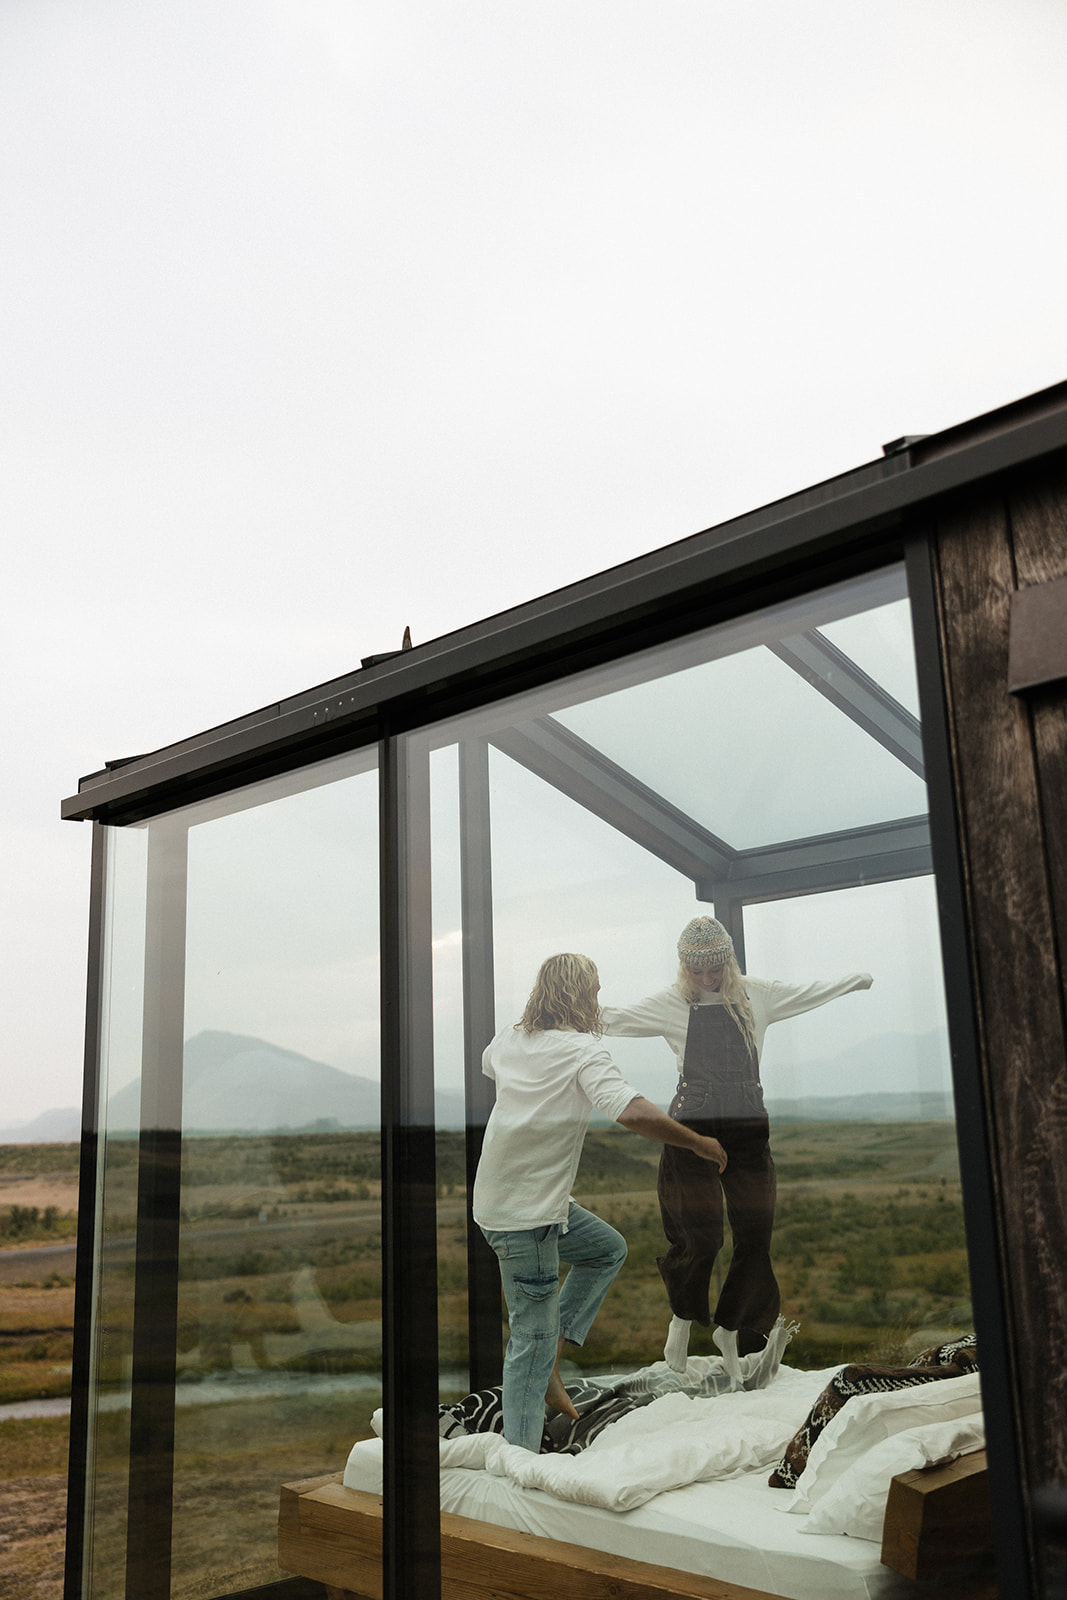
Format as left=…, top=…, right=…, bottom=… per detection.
left=519, top=953, right=602, bottom=1035
left=675, top=955, right=757, bottom=1055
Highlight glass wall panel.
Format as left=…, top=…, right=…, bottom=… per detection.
left=83, top=750, right=381, bottom=1600
left=81, top=822, right=147, bottom=1599
left=384, top=563, right=982, bottom=1592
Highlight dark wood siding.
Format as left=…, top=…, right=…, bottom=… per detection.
left=930, top=457, right=1067, bottom=1591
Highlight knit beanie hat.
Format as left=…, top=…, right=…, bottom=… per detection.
left=677, top=916, right=734, bottom=969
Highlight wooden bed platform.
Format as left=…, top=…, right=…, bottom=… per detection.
left=279, top=1449, right=997, bottom=1600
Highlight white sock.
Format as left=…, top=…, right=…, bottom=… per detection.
left=664, top=1316, right=692, bottom=1372
left=713, top=1324, right=744, bottom=1386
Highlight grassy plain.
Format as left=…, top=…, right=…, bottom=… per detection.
left=0, top=1122, right=971, bottom=1599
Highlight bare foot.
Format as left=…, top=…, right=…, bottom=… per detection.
left=545, top=1365, right=580, bottom=1421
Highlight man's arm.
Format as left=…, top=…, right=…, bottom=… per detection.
left=618, top=1095, right=727, bottom=1171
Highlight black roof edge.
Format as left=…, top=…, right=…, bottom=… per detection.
left=63, top=378, right=1067, bottom=824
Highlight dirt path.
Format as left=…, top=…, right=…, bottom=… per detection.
left=0, top=1248, right=76, bottom=1287
left=0, top=1475, right=66, bottom=1599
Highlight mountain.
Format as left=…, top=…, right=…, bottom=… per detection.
left=105, top=1031, right=468, bottom=1132
left=3, top=1027, right=956, bottom=1142
left=598, top=1026, right=954, bottom=1123
left=756, top=1027, right=953, bottom=1104
left=0, top=1106, right=82, bottom=1144
left=765, top=1091, right=954, bottom=1121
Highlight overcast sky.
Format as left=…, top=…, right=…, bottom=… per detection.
left=3, top=0, right=1065, bottom=1126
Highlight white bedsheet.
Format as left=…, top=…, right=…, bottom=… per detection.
left=343, top=1436, right=923, bottom=1600
left=344, top=1361, right=979, bottom=1600
left=430, top=1365, right=831, bottom=1512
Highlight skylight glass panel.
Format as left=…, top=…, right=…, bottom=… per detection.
left=819, top=600, right=920, bottom=715
left=554, top=645, right=927, bottom=850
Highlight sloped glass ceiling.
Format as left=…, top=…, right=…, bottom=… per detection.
left=819, top=600, right=920, bottom=717
left=553, top=599, right=925, bottom=850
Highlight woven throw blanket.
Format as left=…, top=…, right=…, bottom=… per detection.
left=768, top=1333, right=979, bottom=1488
left=437, top=1313, right=800, bottom=1454
left=438, top=1379, right=656, bottom=1454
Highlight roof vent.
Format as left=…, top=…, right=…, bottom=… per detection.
left=882, top=435, right=929, bottom=457
left=360, top=625, right=414, bottom=670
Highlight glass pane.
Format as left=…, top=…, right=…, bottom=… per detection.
left=82, top=750, right=381, bottom=1600
left=554, top=646, right=926, bottom=849
left=390, top=562, right=982, bottom=1593
left=428, top=744, right=475, bottom=1404
left=81, top=823, right=147, bottom=1600
left=172, top=756, right=379, bottom=1598
left=820, top=597, right=921, bottom=716
left=743, top=879, right=967, bottom=1368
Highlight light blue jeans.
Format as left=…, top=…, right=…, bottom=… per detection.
left=480, top=1202, right=627, bottom=1453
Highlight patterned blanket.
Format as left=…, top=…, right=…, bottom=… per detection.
left=767, top=1333, right=979, bottom=1488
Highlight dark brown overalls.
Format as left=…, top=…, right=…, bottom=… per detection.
left=656, top=1003, right=780, bottom=1340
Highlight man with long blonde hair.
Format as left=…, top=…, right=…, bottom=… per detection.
left=602, top=917, right=872, bottom=1372
left=473, top=952, right=727, bottom=1453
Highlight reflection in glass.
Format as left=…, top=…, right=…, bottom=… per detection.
left=400, top=561, right=981, bottom=1587
left=169, top=759, right=379, bottom=1599
left=81, top=824, right=147, bottom=1600
left=81, top=753, right=381, bottom=1600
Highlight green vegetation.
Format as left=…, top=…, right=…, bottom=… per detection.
left=0, top=1204, right=78, bottom=1244
left=570, top=1120, right=969, bottom=1370
left=0, top=1123, right=974, bottom=1600
left=0, top=1415, right=70, bottom=1478
left=1, top=1121, right=972, bottom=1399
left=0, top=1143, right=79, bottom=1177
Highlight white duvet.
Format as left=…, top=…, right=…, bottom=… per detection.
left=431, top=1365, right=833, bottom=1513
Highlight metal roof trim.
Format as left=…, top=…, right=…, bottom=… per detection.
left=62, top=385, right=1067, bottom=824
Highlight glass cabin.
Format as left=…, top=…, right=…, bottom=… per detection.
left=63, top=381, right=1067, bottom=1600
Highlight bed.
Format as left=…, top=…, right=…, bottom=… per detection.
left=279, top=1353, right=997, bottom=1600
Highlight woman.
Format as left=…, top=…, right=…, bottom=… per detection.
left=473, top=951, right=727, bottom=1453
left=601, top=916, right=873, bottom=1372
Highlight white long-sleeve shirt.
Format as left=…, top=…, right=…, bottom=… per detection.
left=472, top=1026, right=640, bottom=1231
left=600, top=973, right=873, bottom=1072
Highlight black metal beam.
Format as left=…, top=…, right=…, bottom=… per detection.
left=495, top=715, right=930, bottom=909
left=704, top=891, right=748, bottom=972
left=697, top=816, right=932, bottom=904
left=379, top=732, right=441, bottom=1600
left=458, top=739, right=504, bottom=1392
left=491, top=717, right=737, bottom=883
left=125, top=814, right=188, bottom=1600
left=61, top=389, right=1067, bottom=827
left=769, top=630, right=925, bottom=777
left=64, top=823, right=108, bottom=1600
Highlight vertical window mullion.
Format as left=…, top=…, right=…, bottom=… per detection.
left=64, top=821, right=108, bottom=1600
left=380, top=730, right=441, bottom=1598
left=125, top=813, right=188, bottom=1600
left=459, top=737, right=503, bottom=1393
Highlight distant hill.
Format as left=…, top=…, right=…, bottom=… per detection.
left=105, top=1030, right=468, bottom=1133
left=4, top=1026, right=958, bottom=1142
left=766, top=1091, right=954, bottom=1121
left=0, top=1106, right=82, bottom=1144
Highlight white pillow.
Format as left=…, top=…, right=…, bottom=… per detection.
left=800, top=1419, right=985, bottom=1540
left=788, top=1372, right=983, bottom=1514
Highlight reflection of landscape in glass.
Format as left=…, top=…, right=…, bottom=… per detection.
left=166, top=1134, right=384, bottom=1598
left=568, top=1122, right=968, bottom=1372
left=419, top=565, right=976, bottom=1462
left=70, top=565, right=980, bottom=1597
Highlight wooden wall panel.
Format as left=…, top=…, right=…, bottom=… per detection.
left=1010, top=464, right=1067, bottom=1026
left=931, top=461, right=1067, bottom=1594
